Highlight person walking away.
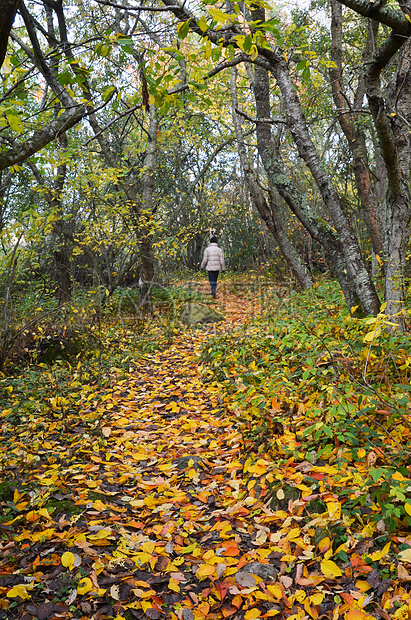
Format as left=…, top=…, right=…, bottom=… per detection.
left=201, top=236, right=225, bottom=298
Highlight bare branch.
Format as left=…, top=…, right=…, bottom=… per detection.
left=94, top=0, right=182, bottom=11
left=82, top=103, right=141, bottom=146
left=235, top=107, right=286, bottom=125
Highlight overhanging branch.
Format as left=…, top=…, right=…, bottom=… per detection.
left=336, top=0, right=411, bottom=34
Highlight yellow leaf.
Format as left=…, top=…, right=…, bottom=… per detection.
left=32, top=528, right=55, bottom=542
left=405, top=503, right=411, bottom=516
left=355, top=580, right=371, bottom=592
left=244, top=609, right=261, bottom=619
left=7, top=584, right=32, bottom=599
left=13, top=489, right=23, bottom=503
left=326, top=499, right=341, bottom=520
left=392, top=471, right=406, bottom=481
left=320, top=560, right=342, bottom=579
left=363, top=327, right=381, bottom=343
left=198, top=16, right=208, bottom=32
left=318, top=537, right=331, bottom=554
left=369, top=541, right=390, bottom=561
left=61, top=551, right=75, bottom=568
left=144, top=496, right=158, bottom=508
left=131, top=453, right=149, bottom=461
left=168, top=578, right=180, bottom=593
left=93, top=499, right=107, bottom=511
left=196, top=564, right=216, bottom=579
left=77, top=577, right=93, bottom=595
left=266, top=585, right=283, bottom=599
left=133, top=552, right=152, bottom=566
left=88, top=529, right=113, bottom=540
left=308, top=592, right=324, bottom=605
left=398, top=548, right=411, bottom=563
left=141, top=541, right=155, bottom=554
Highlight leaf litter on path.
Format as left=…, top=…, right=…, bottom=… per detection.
left=0, top=283, right=409, bottom=619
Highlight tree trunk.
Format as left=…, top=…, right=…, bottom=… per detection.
left=364, top=28, right=411, bottom=326
left=139, top=106, right=159, bottom=314
left=0, top=0, right=21, bottom=67
left=262, top=50, right=380, bottom=315
left=382, top=41, right=411, bottom=323
left=230, top=65, right=313, bottom=290
left=330, top=0, right=384, bottom=263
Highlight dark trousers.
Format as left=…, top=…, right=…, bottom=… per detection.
left=208, top=270, right=219, bottom=295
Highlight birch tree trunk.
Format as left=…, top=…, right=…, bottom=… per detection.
left=230, top=66, right=313, bottom=290
left=260, top=46, right=381, bottom=316
left=365, top=34, right=411, bottom=326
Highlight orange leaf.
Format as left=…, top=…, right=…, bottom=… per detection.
left=222, top=607, right=238, bottom=618
left=198, top=602, right=210, bottom=616
left=223, top=545, right=240, bottom=557
left=271, top=397, right=281, bottom=411
left=345, top=611, right=373, bottom=620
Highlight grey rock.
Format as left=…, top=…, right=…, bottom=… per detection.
left=236, top=562, right=278, bottom=584
left=173, top=456, right=203, bottom=471
left=180, top=303, right=224, bottom=325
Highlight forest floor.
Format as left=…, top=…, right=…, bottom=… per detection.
left=0, top=282, right=410, bottom=620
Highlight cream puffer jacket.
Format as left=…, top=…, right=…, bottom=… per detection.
left=201, top=243, right=226, bottom=271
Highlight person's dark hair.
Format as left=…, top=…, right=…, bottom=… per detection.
left=210, top=235, right=218, bottom=244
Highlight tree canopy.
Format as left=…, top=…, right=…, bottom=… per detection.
left=0, top=0, right=410, bottom=318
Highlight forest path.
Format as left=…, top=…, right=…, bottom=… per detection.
left=1, top=284, right=397, bottom=620
left=89, top=285, right=275, bottom=619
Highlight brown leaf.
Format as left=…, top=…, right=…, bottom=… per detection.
left=37, top=602, right=57, bottom=620
left=280, top=575, right=293, bottom=589
left=155, top=556, right=169, bottom=571
left=398, top=563, right=411, bottom=581
left=235, top=572, right=256, bottom=588
left=145, top=611, right=162, bottom=620
left=367, top=451, right=377, bottom=468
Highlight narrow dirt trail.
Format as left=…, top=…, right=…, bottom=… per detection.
left=89, top=289, right=276, bottom=619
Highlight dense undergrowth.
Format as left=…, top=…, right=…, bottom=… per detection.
left=0, top=281, right=208, bottom=444
left=201, top=279, right=411, bottom=533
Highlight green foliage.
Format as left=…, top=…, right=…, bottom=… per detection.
left=200, top=278, right=411, bottom=530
